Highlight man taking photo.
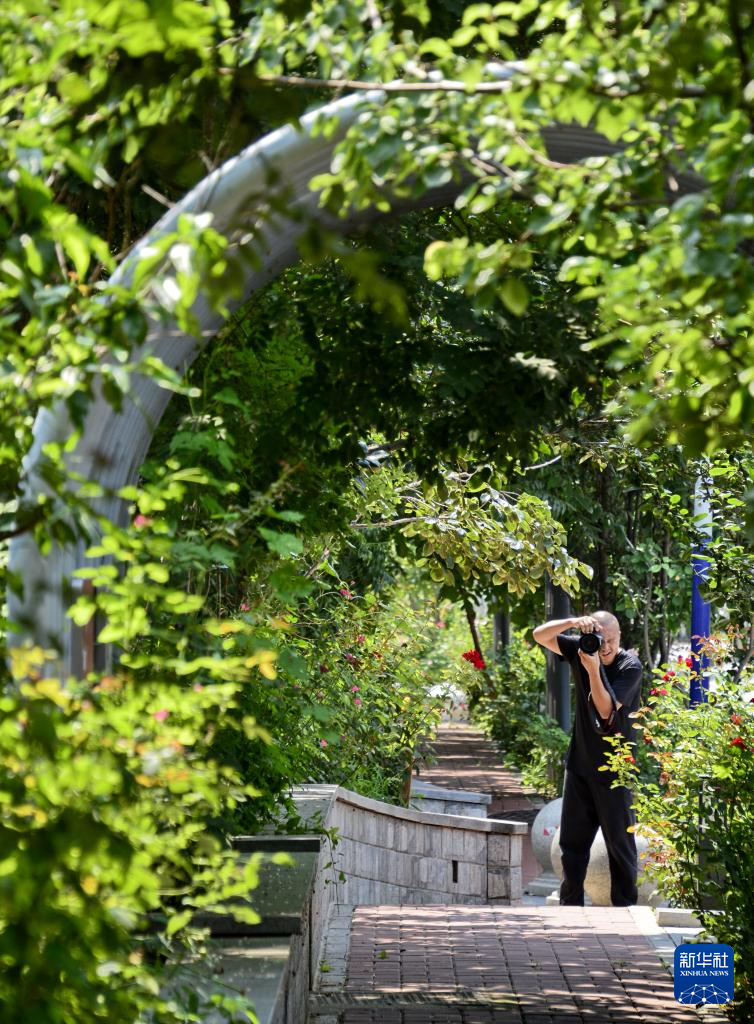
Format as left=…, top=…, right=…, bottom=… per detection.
left=533, top=611, right=643, bottom=906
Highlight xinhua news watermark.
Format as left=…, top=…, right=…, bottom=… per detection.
left=674, top=944, right=734, bottom=1005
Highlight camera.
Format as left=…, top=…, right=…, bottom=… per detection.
left=578, top=630, right=603, bottom=655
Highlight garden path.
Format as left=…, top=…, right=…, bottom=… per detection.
left=419, top=722, right=542, bottom=889
left=310, top=723, right=724, bottom=1023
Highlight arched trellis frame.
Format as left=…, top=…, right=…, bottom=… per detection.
left=7, top=87, right=704, bottom=673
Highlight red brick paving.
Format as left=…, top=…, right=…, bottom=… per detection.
left=342, top=904, right=720, bottom=1023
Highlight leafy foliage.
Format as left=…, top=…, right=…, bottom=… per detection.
left=242, top=0, right=754, bottom=453
left=5, top=2, right=754, bottom=1020
left=355, top=459, right=592, bottom=600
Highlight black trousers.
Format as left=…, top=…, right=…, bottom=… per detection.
left=559, top=767, right=638, bottom=907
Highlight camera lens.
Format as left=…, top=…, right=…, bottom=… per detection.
left=579, top=631, right=603, bottom=655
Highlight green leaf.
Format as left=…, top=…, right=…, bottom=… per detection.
left=500, top=278, right=529, bottom=316
left=258, top=528, right=304, bottom=557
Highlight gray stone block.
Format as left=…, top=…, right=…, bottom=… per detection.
left=457, top=862, right=485, bottom=897
left=488, top=870, right=510, bottom=900
left=463, top=831, right=487, bottom=864
left=488, top=834, right=511, bottom=866
left=418, top=855, right=448, bottom=890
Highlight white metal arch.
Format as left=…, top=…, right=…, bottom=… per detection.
left=7, top=86, right=703, bottom=671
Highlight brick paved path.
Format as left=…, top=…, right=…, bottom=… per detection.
left=310, top=722, right=723, bottom=1023
left=419, top=724, right=539, bottom=814
left=419, top=722, right=542, bottom=887
left=314, top=903, right=721, bottom=1023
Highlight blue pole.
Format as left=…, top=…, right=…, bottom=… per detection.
left=690, top=477, right=712, bottom=705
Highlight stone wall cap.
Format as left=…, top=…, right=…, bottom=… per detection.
left=410, top=780, right=492, bottom=805
left=332, top=786, right=527, bottom=833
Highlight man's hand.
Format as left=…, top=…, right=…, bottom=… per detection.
left=533, top=614, right=600, bottom=656
left=578, top=648, right=601, bottom=672
left=572, top=615, right=599, bottom=633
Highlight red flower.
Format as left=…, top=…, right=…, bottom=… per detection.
left=339, top=588, right=354, bottom=599
left=685, top=657, right=694, bottom=668
left=662, top=673, right=671, bottom=682
left=731, top=713, right=743, bottom=726
left=659, top=688, right=668, bottom=696
left=649, top=688, right=659, bottom=696
left=624, top=755, right=636, bottom=764
left=319, top=664, right=329, bottom=673
left=356, top=634, right=366, bottom=644
left=677, top=656, right=684, bottom=665
left=462, top=650, right=486, bottom=670
left=730, top=737, right=747, bottom=749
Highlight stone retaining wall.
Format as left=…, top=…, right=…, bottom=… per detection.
left=202, top=784, right=527, bottom=1024
left=321, top=786, right=526, bottom=907
left=409, top=779, right=491, bottom=818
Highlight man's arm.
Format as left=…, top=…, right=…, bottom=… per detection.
left=578, top=650, right=619, bottom=721
left=532, top=615, right=599, bottom=655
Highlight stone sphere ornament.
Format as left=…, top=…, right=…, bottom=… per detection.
left=550, top=826, right=662, bottom=905
left=531, top=798, right=563, bottom=874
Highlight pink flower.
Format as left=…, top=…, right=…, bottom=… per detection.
left=356, top=634, right=366, bottom=644
left=133, top=514, right=153, bottom=529
left=677, top=656, right=684, bottom=665
left=435, top=620, right=446, bottom=629
left=240, top=602, right=250, bottom=612
left=319, top=664, right=330, bottom=673
left=320, top=738, right=328, bottom=748
left=353, top=697, right=362, bottom=706
left=193, top=683, right=204, bottom=691
left=153, top=709, right=169, bottom=722
left=351, top=685, right=360, bottom=692
left=339, top=588, right=354, bottom=599
left=344, top=652, right=360, bottom=666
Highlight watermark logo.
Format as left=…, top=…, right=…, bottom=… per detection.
left=674, top=944, right=734, bottom=1005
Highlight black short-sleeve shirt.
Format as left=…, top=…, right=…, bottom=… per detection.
left=556, top=633, right=643, bottom=785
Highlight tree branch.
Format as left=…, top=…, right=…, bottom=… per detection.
left=225, top=69, right=706, bottom=101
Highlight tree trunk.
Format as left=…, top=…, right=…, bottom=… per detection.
left=658, top=532, right=670, bottom=665
left=493, top=610, right=510, bottom=659
left=642, top=571, right=653, bottom=668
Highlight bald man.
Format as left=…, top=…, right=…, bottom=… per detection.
left=533, top=611, right=643, bottom=906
